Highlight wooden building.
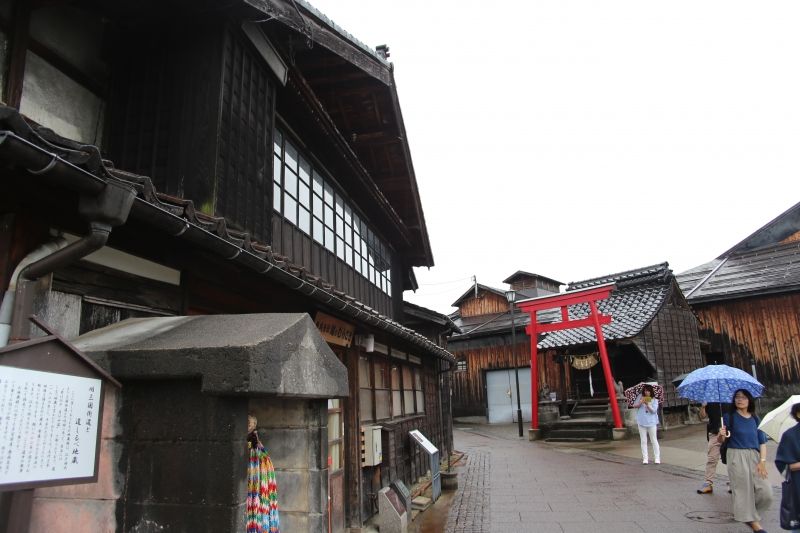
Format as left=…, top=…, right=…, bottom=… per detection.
left=0, top=1, right=454, bottom=531
left=449, top=274, right=563, bottom=420
left=449, top=265, right=704, bottom=425
left=677, top=201, right=800, bottom=404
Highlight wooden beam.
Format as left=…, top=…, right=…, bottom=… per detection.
left=5, top=0, right=31, bottom=108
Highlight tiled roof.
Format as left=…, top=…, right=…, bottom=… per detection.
left=538, top=263, right=672, bottom=349
left=0, top=107, right=453, bottom=362
left=676, top=241, right=800, bottom=303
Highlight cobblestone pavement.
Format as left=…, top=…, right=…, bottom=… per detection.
left=444, top=425, right=782, bottom=533
left=444, top=449, right=491, bottom=532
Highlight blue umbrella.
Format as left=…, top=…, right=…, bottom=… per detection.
left=677, top=364, right=764, bottom=428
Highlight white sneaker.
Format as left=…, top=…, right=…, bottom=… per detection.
left=642, top=460, right=648, bottom=464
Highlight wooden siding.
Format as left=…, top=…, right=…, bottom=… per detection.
left=106, top=22, right=224, bottom=218
left=216, top=26, right=275, bottom=243
left=694, top=293, right=800, bottom=390
left=450, top=337, right=566, bottom=416
left=459, top=290, right=508, bottom=318
left=633, top=290, right=703, bottom=406
left=271, top=219, right=392, bottom=317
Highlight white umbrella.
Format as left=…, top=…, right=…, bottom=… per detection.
left=757, top=394, right=800, bottom=442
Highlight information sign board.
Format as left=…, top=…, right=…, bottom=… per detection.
left=0, top=365, right=102, bottom=488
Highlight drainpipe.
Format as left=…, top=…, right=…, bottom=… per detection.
left=0, top=236, right=69, bottom=347
left=0, top=178, right=136, bottom=533
left=5, top=178, right=136, bottom=344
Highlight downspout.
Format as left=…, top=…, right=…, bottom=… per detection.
left=0, top=236, right=69, bottom=346
left=5, top=179, right=136, bottom=344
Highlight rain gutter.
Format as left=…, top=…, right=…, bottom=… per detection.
left=0, top=131, right=454, bottom=363
left=0, top=131, right=137, bottom=344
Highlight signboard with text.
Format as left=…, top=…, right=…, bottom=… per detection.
left=314, top=312, right=355, bottom=347
left=0, top=366, right=102, bottom=487
left=0, top=325, right=119, bottom=491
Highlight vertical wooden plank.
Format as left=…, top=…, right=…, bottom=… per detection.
left=4, top=0, right=30, bottom=108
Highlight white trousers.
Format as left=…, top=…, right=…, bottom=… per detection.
left=638, top=424, right=660, bottom=463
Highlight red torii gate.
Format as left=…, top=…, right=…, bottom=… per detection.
left=515, top=282, right=623, bottom=432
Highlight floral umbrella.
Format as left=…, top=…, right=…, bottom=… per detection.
left=623, top=382, right=665, bottom=408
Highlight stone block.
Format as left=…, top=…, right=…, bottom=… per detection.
left=261, top=427, right=323, bottom=470
left=250, top=398, right=325, bottom=429
left=275, top=469, right=310, bottom=512
left=29, top=498, right=116, bottom=533
left=125, top=440, right=245, bottom=506
left=378, top=486, right=408, bottom=533
left=100, top=387, right=121, bottom=439
left=34, top=439, right=124, bottom=500
left=123, top=502, right=245, bottom=532
left=122, top=380, right=248, bottom=441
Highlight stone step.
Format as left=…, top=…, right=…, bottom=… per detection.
left=547, top=427, right=610, bottom=440
left=412, top=496, right=432, bottom=512
left=544, top=436, right=598, bottom=443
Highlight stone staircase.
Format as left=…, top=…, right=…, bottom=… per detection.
left=544, top=398, right=614, bottom=442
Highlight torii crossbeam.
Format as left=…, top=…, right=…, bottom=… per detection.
left=515, top=283, right=623, bottom=430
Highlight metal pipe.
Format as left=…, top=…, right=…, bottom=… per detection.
left=0, top=236, right=69, bottom=347
left=9, top=222, right=111, bottom=343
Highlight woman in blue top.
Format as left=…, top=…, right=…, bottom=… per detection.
left=718, top=388, right=772, bottom=533
left=774, top=402, right=800, bottom=532
left=632, top=384, right=660, bottom=464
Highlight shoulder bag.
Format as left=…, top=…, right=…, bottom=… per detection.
left=781, top=468, right=800, bottom=530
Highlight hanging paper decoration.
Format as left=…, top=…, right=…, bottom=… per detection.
left=570, top=353, right=599, bottom=370
left=247, top=430, right=280, bottom=533
left=589, top=368, right=595, bottom=397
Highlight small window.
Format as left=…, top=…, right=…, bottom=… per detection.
left=456, top=359, right=467, bottom=372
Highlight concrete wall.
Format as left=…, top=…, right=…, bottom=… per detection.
left=249, top=398, right=329, bottom=533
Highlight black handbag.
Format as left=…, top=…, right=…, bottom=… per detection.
left=720, top=440, right=728, bottom=465
left=781, top=468, right=800, bottom=530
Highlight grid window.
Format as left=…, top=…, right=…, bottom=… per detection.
left=273, top=128, right=393, bottom=293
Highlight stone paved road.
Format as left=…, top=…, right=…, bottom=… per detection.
left=444, top=425, right=781, bottom=533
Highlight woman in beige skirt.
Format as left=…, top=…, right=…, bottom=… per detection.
left=718, top=389, right=772, bottom=533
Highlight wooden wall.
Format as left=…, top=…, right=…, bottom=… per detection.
left=459, top=290, right=508, bottom=318
left=450, top=336, right=566, bottom=416
left=693, top=293, right=800, bottom=392
left=633, top=288, right=704, bottom=407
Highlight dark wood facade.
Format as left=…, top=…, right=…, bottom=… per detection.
left=677, top=210, right=800, bottom=404
left=693, top=293, right=800, bottom=396
left=0, top=1, right=452, bottom=531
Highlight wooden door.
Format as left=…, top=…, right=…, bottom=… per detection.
left=327, top=399, right=345, bottom=533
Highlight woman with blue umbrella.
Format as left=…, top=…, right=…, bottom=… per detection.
left=678, top=364, right=770, bottom=532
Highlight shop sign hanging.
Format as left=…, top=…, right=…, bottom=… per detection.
left=314, top=312, right=355, bottom=347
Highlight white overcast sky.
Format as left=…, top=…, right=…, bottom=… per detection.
left=307, top=0, right=800, bottom=314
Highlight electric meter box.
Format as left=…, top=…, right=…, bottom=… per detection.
left=361, top=425, right=383, bottom=466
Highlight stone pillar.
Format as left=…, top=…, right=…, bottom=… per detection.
left=116, top=379, right=249, bottom=531
left=249, top=398, right=329, bottom=533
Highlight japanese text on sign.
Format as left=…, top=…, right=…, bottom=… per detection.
left=0, top=365, right=101, bottom=485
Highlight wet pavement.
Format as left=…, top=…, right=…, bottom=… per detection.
left=436, top=421, right=783, bottom=533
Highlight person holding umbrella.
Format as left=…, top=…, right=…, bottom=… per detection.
left=718, top=389, right=772, bottom=533
left=633, top=384, right=660, bottom=464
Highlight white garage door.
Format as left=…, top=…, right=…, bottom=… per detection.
left=486, top=367, right=531, bottom=424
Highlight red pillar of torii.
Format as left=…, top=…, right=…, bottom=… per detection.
left=515, top=283, right=623, bottom=430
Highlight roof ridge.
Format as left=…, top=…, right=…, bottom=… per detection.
left=568, top=262, right=670, bottom=290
